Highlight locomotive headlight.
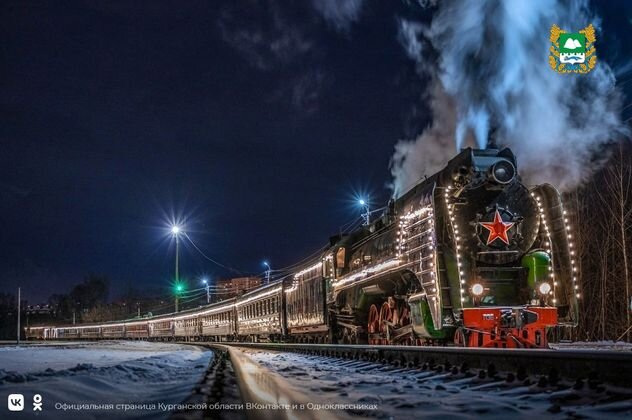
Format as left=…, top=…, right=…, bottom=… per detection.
left=490, top=160, right=516, bottom=184
left=538, top=282, right=552, bottom=295
left=471, top=283, right=484, bottom=296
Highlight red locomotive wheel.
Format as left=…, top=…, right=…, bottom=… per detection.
left=367, top=304, right=380, bottom=345
left=399, top=306, right=411, bottom=327
left=368, top=304, right=379, bottom=333
left=379, top=302, right=392, bottom=331
left=454, top=327, right=467, bottom=347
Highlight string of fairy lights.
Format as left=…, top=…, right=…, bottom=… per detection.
left=533, top=192, right=556, bottom=303
left=397, top=206, right=437, bottom=302
left=532, top=191, right=580, bottom=304
left=444, top=185, right=466, bottom=304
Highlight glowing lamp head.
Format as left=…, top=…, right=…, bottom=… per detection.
left=471, top=283, right=484, bottom=296
left=358, top=199, right=366, bottom=206
left=202, top=278, right=208, bottom=285
left=171, top=225, right=181, bottom=235
left=175, top=284, right=183, bottom=293
left=538, top=282, right=552, bottom=295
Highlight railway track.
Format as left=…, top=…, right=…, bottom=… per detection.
left=171, top=343, right=343, bottom=420
left=172, top=342, right=632, bottom=419
left=230, top=342, right=632, bottom=387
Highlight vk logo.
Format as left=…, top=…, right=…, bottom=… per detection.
left=8, top=394, right=24, bottom=411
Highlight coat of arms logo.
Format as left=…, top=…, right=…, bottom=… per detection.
left=549, top=24, right=597, bottom=74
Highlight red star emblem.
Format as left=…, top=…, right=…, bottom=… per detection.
left=480, top=210, right=514, bottom=245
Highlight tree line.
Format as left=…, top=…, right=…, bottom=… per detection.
left=570, top=141, right=632, bottom=342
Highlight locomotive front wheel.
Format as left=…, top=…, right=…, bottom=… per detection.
left=454, top=327, right=468, bottom=347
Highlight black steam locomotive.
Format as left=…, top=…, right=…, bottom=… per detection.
left=29, top=147, right=579, bottom=348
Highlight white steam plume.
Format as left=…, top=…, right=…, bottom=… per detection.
left=311, top=0, right=364, bottom=31
left=391, top=0, right=627, bottom=196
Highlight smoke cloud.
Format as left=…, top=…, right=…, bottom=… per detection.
left=311, top=0, right=365, bottom=31
left=391, top=0, right=627, bottom=196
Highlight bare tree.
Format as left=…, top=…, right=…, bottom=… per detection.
left=572, top=141, right=632, bottom=342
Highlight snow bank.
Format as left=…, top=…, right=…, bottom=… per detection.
left=549, top=341, right=632, bottom=352
left=0, top=341, right=212, bottom=419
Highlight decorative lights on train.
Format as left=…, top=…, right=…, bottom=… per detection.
left=445, top=185, right=465, bottom=304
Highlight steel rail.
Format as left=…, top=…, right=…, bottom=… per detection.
left=222, top=342, right=632, bottom=387
left=183, top=344, right=345, bottom=420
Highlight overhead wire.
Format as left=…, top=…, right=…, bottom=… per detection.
left=183, top=232, right=247, bottom=275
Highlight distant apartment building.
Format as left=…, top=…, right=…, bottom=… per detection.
left=215, top=276, right=262, bottom=300
left=26, top=304, right=55, bottom=315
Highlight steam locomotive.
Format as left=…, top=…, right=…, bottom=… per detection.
left=27, top=147, right=579, bottom=348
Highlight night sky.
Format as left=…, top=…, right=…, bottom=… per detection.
left=2, top=1, right=631, bottom=303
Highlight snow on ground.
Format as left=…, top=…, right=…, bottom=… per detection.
left=549, top=341, right=632, bottom=352
left=245, top=349, right=632, bottom=419
left=0, top=341, right=212, bottom=419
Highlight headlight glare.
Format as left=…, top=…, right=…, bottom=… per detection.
left=538, top=282, right=552, bottom=295
left=471, top=283, right=484, bottom=296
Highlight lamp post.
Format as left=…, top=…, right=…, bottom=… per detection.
left=172, top=225, right=181, bottom=312
left=16, top=287, right=20, bottom=345
left=359, top=198, right=370, bottom=226
left=263, top=261, right=271, bottom=285
left=202, top=278, right=210, bottom=304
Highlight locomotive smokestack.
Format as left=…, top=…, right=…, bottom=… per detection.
left=486, top=126, right=498, bottom=149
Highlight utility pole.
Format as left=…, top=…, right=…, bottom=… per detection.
left=173, top=227, right=180, bottom=312
left=16, top=287, right=21, bottom=345
left=359, top=199, right=370, bottom=226
left=202, top=279, right=210, bottom=304
left=263, top=261, right=271, bottom=285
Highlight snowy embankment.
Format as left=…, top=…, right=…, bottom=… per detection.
left=0, top=341, right=212, bottom=419
left=549, top=341, right=632, bottom=352
left=245, top=349, right=632, bottom=419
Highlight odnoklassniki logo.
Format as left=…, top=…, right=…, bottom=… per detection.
left=549, top=24, right=597, bottom=74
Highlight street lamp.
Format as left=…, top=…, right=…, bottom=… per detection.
left=202, top=277, right=210, bottom=304
left=359, top=198, right=370, bottom=226
left=263, top=261, right=271, bottom=284
left=171, top=225, right=182, bottom=311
